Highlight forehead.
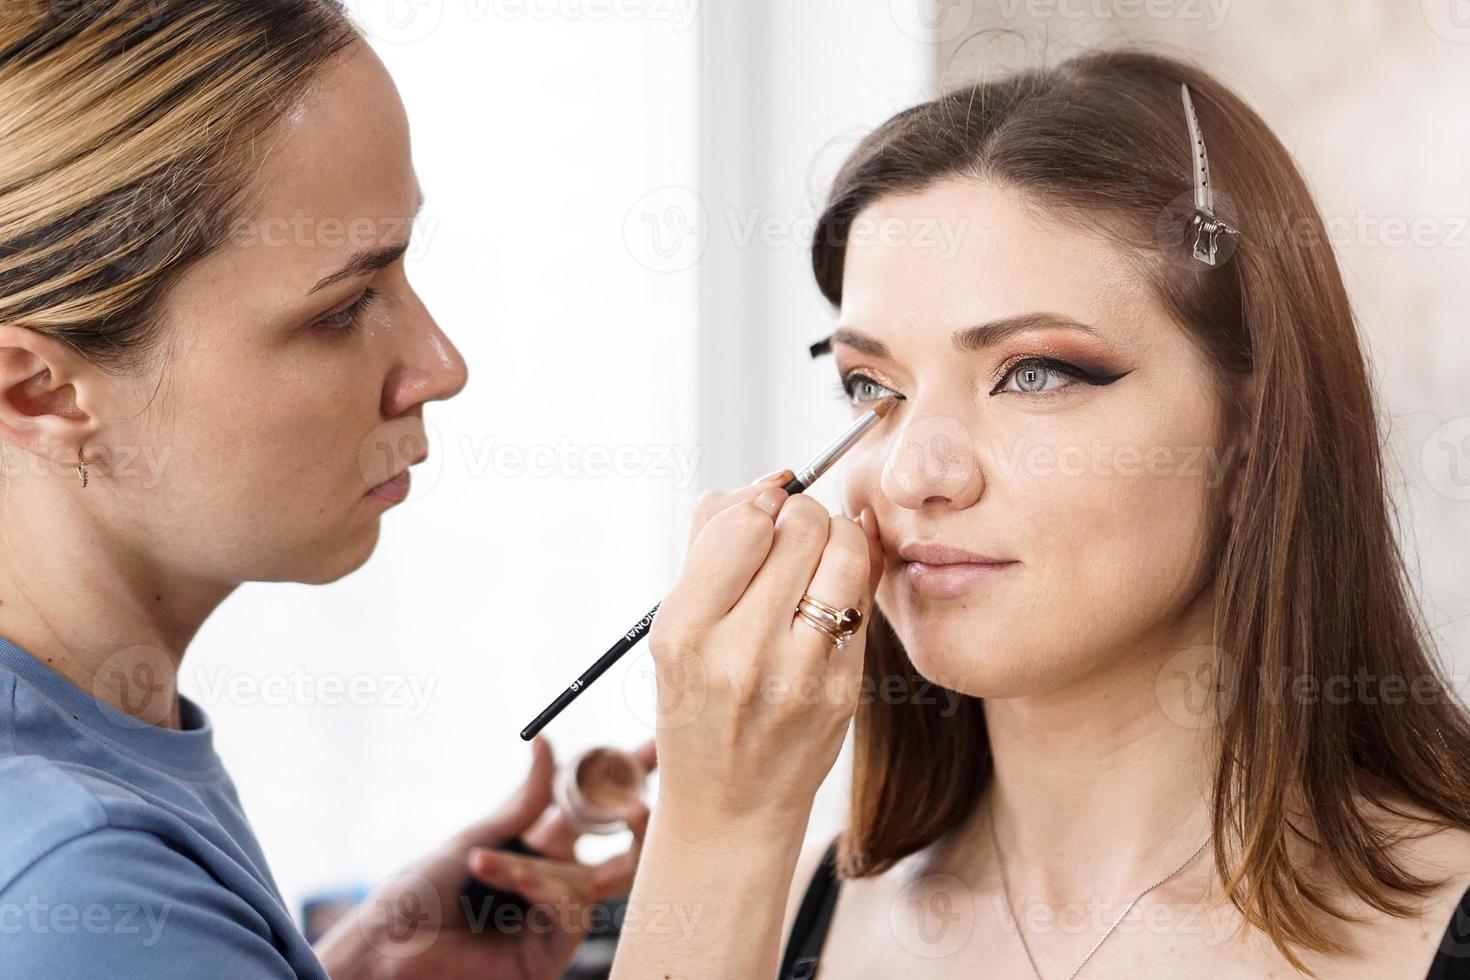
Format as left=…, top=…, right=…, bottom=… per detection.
left=172, top=44, right=418, bottom=319
left=837, top=179, right=1158, bottom=353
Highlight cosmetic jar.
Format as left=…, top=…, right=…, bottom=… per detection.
left=552, top=746, right=648, bottom=834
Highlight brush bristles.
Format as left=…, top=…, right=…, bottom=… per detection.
left=873, top=395, right=903, bottom=418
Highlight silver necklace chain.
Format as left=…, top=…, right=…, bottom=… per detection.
left=987, top=797, right=1213, bottom=980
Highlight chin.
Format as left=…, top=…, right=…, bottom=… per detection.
left=279, top=523, right=382, bottom=585
left=884, top=613, right=1052, bottom=699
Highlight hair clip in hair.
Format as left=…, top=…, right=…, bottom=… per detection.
left=1180, top=83, right=1237, bottom=267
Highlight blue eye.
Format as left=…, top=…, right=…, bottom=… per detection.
left=837, top=371, right=901, bottom=406
left=997, top=357, right=1081, bottom=395
left=318, top=287, right=380, bottom=334
left=991, top=356, right=1129, bottom=396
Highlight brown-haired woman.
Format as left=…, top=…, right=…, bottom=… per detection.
left=763, top=48, right=1470, bottom=979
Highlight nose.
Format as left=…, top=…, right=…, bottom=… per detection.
left=380, top=295, right=469, bottom=419
left=879, top=408, right=985, bottom=511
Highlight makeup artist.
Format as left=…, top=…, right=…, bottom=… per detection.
left=0, top=2, right=882, bottom=978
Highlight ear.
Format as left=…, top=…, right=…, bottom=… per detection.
left=1223, top=372, right=1255, bottom=518
left=0, top=323, right=104, bottom=472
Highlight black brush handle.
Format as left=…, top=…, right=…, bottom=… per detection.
left=519, top=602, right=661, bottom=740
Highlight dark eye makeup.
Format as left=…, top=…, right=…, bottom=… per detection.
left=835, top=372, right=901, bottom=406
left=989, top=355, right=1131, bottom=396
left=834, top=354, right=1131, bottom=407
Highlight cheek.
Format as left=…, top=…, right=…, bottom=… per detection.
left=876, top=390, right=1223, bottom=694
left=159, top=351, right=377, bottom=514
left=840, top=438, right=890, bottom=519
left=998, top=399, right=1221, bottom=641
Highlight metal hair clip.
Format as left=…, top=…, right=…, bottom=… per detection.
left=1180, top=83, right=1238, bottom=267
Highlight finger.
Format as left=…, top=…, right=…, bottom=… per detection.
left=624, top=800, right=651, bottom=846
left=823, top=506, right=884, bottom=704
left=466, top=848, right=596, bottom=908
left=655, top=493, right=783, bottom=637
left=855, top=506, right=885, bottom=614
left=786, top=515, right=871, bottom=665
left=522, top=803, right=579, bottom=861
left=631, top=737, right=657, bottom=774
left=685, top=470, right=793, bottom=558
left=459, top=736, right=556, bottom=847
left=731, top=494, right=831, bottom=631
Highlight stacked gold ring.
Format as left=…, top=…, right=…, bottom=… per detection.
left=794, top=594, right=864, bottom=649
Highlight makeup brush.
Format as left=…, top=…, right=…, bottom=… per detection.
left=519, top=395, right=901, bottom=741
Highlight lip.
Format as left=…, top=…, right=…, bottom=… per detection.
left=898, top=542, right=1015, bottom=565
left=897, top=541, right=1019, bottom=599
left=365, top=469, right=412, bottom=503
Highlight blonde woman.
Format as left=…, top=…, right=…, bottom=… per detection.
left=0, top=2, right=879, bottom=977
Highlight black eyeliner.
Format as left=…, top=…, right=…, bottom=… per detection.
left=990, top=356, right=1131, bottom=395
left=837, top=370, right=903, bottom=405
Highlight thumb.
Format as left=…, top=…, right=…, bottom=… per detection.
left=462, top=735, right=556, bottom=846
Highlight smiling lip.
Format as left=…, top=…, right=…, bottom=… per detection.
left=898, top=541, right=1019, bottom=599
left=365, top=469, right=411, bottom=503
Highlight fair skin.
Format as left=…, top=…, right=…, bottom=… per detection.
left=768, top=179, right=1470, bottom=978
left=438, top=149, right=1470, bottom=980
left=0, top=41, right=650, bottom=980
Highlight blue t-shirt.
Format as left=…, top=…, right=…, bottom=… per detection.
left=0, top=635, right=328, bottom=978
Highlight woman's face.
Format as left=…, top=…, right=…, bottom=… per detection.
left=836, top=179, right=1236, bottom=697
left=101, top=43, right=467, bottom=586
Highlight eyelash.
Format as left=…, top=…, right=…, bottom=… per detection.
left=835, top=356, right=1127, bottom=405
left=317, top=287, right=381, bottom=334
left=991, top=355, right=1096, bottom=396
left=835, top=372, right=901, bottom=406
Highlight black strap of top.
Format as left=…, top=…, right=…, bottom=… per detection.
left=1427, top=882, right=1470, bottom=978
left=777, top=839, right=842, bottom=980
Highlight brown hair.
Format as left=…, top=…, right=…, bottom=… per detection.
left=0, top=0, right=360, bottom=374
left=813, top=47, right=1470, bottom=972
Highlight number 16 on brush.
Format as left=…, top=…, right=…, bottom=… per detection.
left=519, top=396, right=901, bottom=741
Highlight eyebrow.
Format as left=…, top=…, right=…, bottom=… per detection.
left=307, top=189, right=426, bottom=294
left=829, top=312, right=1104, bottom=358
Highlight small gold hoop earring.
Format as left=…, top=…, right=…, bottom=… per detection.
left=77, top=448, right=89, bottom=489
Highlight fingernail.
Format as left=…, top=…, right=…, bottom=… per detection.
left=859, top=507, right=879, bottom=541
left=753, top=487, right=788, bottom=516
left=754, top=468, right=792, bottom=485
